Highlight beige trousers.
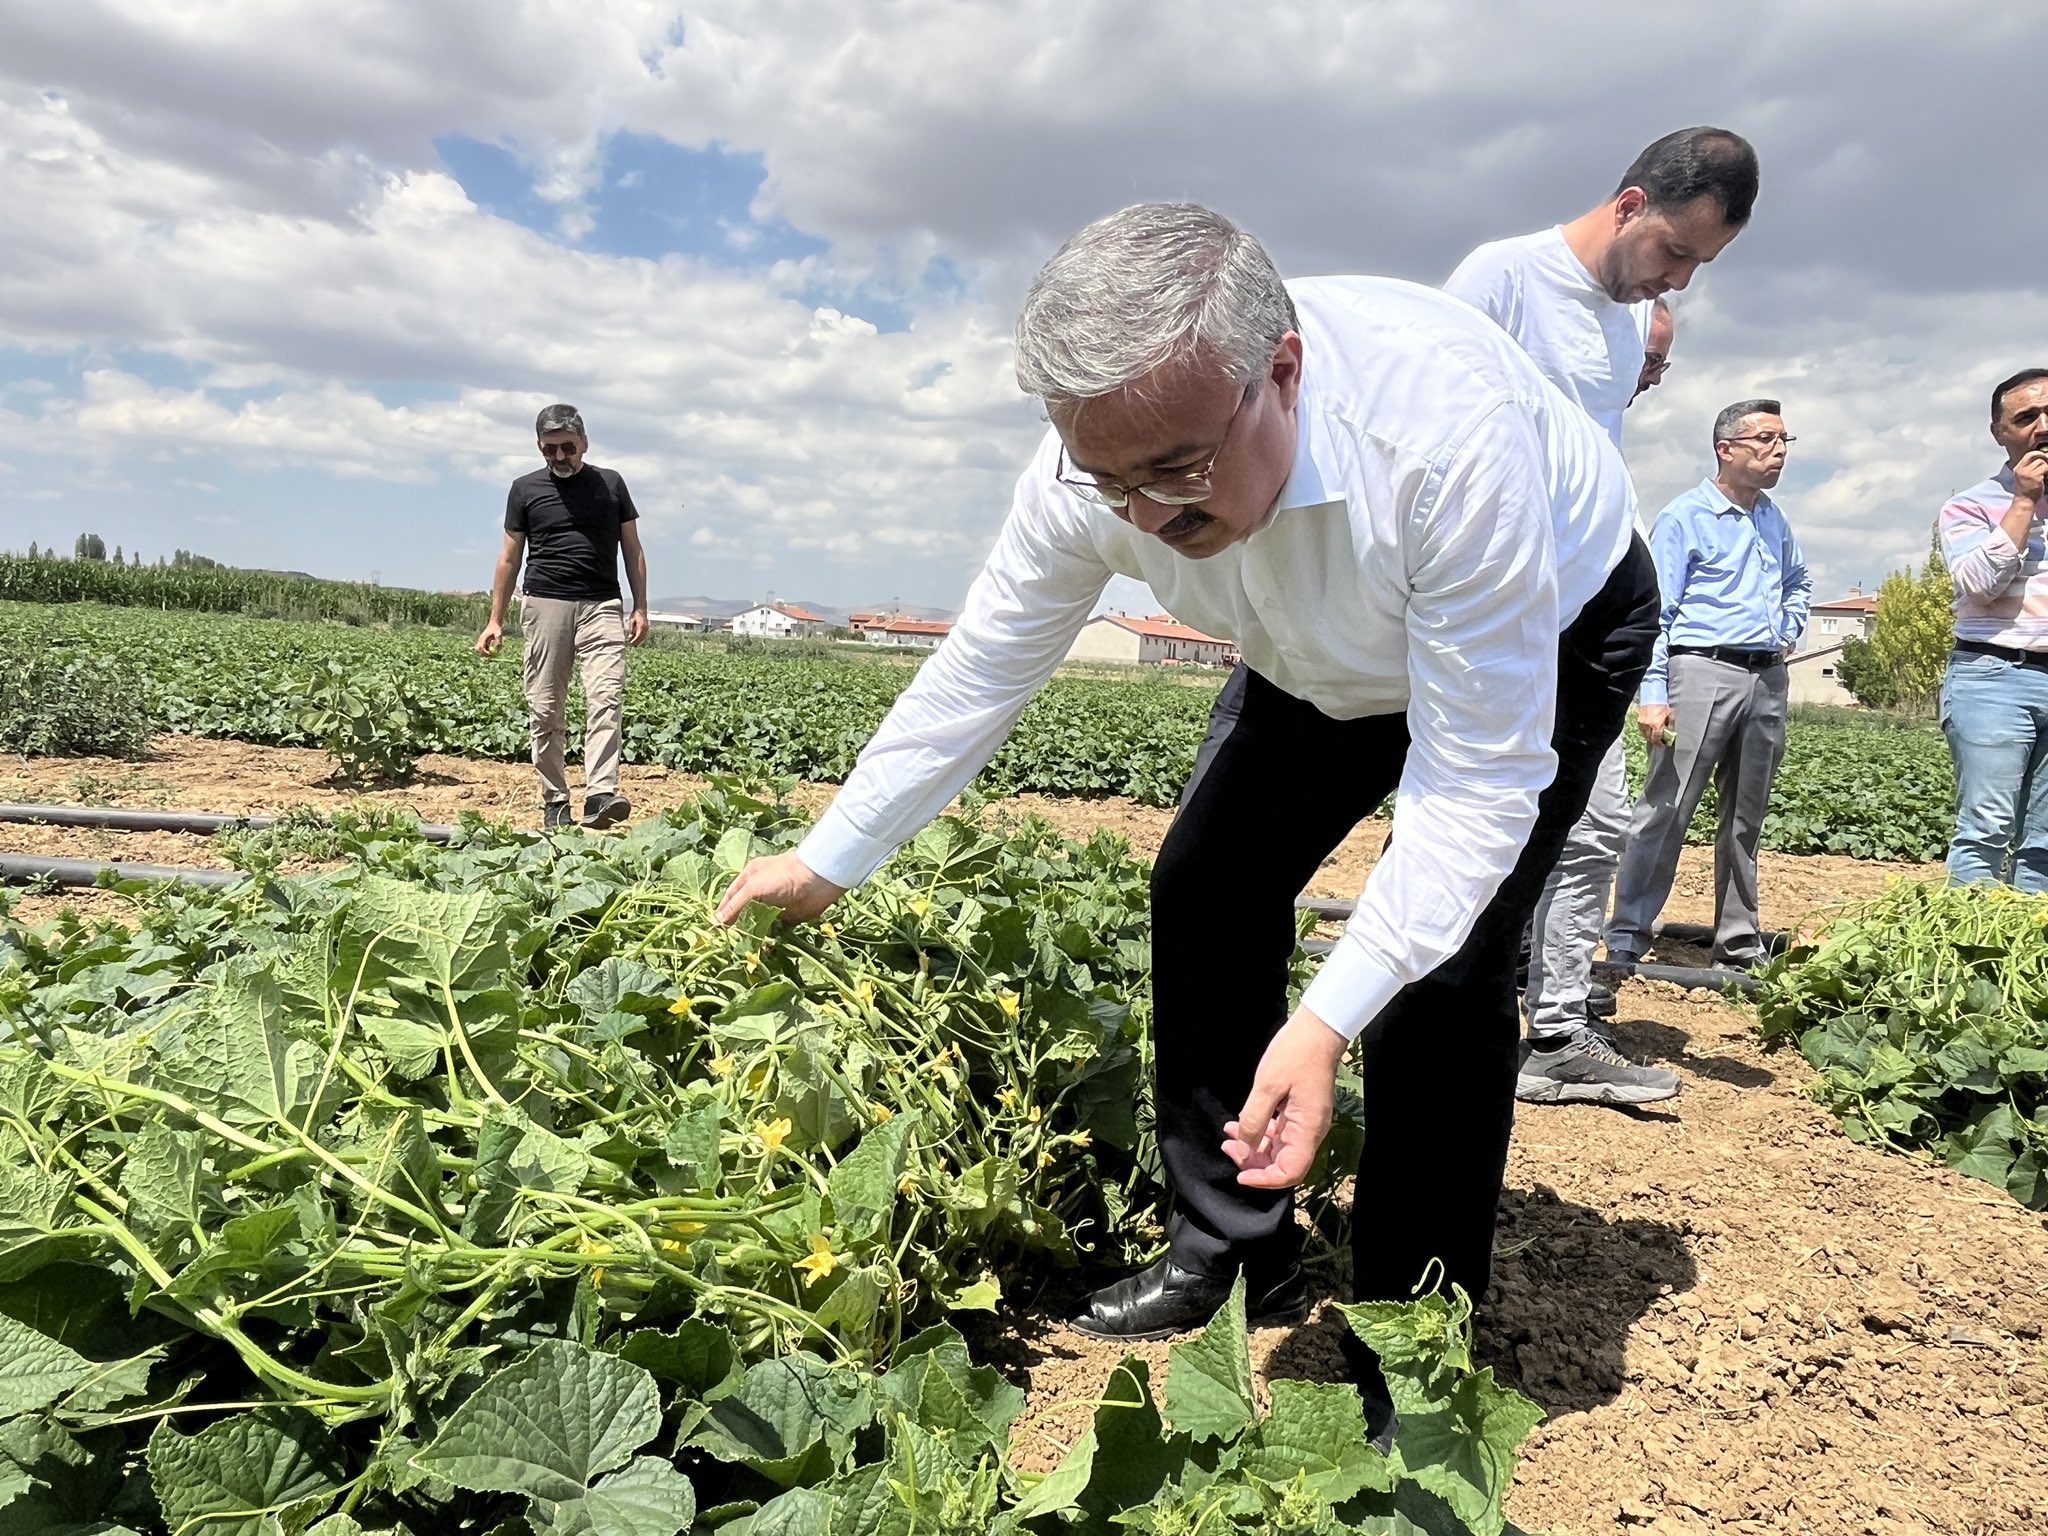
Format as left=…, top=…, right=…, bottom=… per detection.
left=520, top=594, right=626, bottom=804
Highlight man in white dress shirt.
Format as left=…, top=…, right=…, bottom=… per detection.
left=715, top=204, right=1659, bottom=1427
left=1445, top=126, right=1758, bottom=1104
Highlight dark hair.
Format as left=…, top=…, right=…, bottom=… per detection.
left=1616, top=128, right=1759, bottom=227
left=1991, top=368, right=2048, bottom=422
left=535, top=403, right=585, bottom=437
left=1713, top=398, right=1781, bottom=444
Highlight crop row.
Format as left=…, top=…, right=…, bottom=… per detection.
left=1, top=599, right=1956, bottom=856
left=0, top=793, right=1536, bottom=1534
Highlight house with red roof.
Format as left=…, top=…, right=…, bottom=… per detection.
left=1065, top=612, right=1238, bottom=668
left=863, top=615, right=954, bottom=651
left=730, top=601, right=829, bottom=639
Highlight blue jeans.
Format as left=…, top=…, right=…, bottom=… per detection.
left=1940, top=650, right=2048, bottom=890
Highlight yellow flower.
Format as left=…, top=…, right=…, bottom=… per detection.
left=708, top=1053, right=735, bottom=1077
left=995, top=990, right=1021, bottom=1020
left=1037, top=1150, right=1054, bottom=1169
left=593, top=1268, right=606, bottom=1287
left=793, top=1233, right=841, bottom=1288
left=898, top=1173, right=920, bottom=1195
left=1068, top=1129, right=1092, bottom=1150
left=855, top=979, right=876, bottom=1009
left=668, top=995, right=696, bottom=1015
left=869, top=1101, right=894, bottom=1122
left=996, top=1086, right=1019, bottom=1109
left=910, top=897, right=932, bottom=917
left=754, top=1117, right=793, bottom=1152
left=665, top=1220, right=707, bottom=1238
left=745, top=949, right=764, bottom=971
left=659, top=1240, right=689, bottom=1256
left=819, top=921, right=838, bottom=938
left=1027, top=1104, right=1041, bottom=1124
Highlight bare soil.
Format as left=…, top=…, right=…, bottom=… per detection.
left=4, top=736, right=2041, bottom=1535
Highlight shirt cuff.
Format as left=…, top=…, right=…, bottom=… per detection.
left=1299, top=937, right=1408, bottom=1043
left=795, top=804, right=900, bottom=890
left=1638, top=677, right=1669, bottom=706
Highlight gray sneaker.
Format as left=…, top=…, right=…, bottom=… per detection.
left=1516, top=1032, right=1680, bottom=1106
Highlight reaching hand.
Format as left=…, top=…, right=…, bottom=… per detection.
left=1222, top=1009, right=1349, bottom=1190
left=475, top=621, right=504, bottom=657
left=715, top=850, right=847, bottom=927
left=1637, top=703, right=1675, bottom=749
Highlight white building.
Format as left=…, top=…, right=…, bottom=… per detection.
left=1064, top=613, right=1239, bottom=668
left=729, top=602, right=829, bottom=639
left=1799, top=590, right=1878, bottom=653
left=646, top=610, right=712, bottom=632
left=1787, top=643, right=1856, bottom=706
left=863, top=616, right=953, bottom=650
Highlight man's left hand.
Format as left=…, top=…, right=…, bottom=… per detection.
left=627, top=608, right=649, bottom=646
left=1223, top=1007, right=1350, bottom=1190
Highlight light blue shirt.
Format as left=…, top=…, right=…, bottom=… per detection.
left=1641, top=477, right=1812, bottom=705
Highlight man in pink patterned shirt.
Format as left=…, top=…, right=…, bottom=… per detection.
left=1937, top=367, right=2048, bottom=887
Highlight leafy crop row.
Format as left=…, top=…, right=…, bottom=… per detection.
left=0, top=599, right=1954, bottom=854
left=0, top=792, right=1536, bottom=1533
left=0, top=554, right=490, bottom=630
left=1756, top=879, right=2048, bottom=1206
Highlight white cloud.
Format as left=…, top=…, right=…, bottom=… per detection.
left=0, top=1, right=2043, bottom=606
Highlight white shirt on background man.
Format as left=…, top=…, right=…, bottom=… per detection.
left=796, top=276, right=1638, bottom=1043
left=1444, top=227, right=1654, bottom=448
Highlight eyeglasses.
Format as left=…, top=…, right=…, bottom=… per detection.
left=1722, top=432, right=1797, bottom=449
left=539, top=441, right=582, bottom=458
left=1054, top=386, right=1254, bottom=508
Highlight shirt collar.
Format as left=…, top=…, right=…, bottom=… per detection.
left=1269, top=367, right=1336, bottom=518
left=1997, top=463, right=2018, bottom=493
left=1699, top=475, right=1775, bottom=519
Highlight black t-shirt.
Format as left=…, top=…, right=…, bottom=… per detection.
left=505, top=464, right=639, bottom=601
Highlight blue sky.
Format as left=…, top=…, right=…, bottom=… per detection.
left=2, top=2, right=2042, bottom=615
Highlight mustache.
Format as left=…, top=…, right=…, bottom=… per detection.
left=1157, top=508, right=1214, bottom=540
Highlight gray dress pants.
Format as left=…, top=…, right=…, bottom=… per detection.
left=1525, top=736, right=1630, bottom=1035
left=1607, top=653, right=1788, bottom=963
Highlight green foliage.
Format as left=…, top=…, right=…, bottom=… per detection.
left=1618, top=718, right=1953, bottom=862
left=0, top=603, right=1963, bottom=859
left=1756, top=880, right=2048, bottom=1207
left=295, top=658, right=428, bottom=785
left=0, top=552, right=487, bottom=628
left=1838, top=557, right=1953, bottom=714
left=0, top=793, right=1532, bottom=1535
left=0, top=619, right=156, bottom=759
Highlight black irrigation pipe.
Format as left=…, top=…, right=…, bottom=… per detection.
left=1295, top=895, right=1787, bottom=957
left=0, top=854, right=243, bottom=891
left=1297, top=937, right=1765, bottom=996
left=0, top=802, right=457, bottom=842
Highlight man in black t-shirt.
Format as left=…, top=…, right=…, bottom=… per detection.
left=477, top=404, right=649, bottom=831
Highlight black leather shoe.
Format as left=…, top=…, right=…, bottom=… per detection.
left=583, top=792, right=632, bottom=829
left=542, top=800, right=576, bottom=831
left=1070, top=1256, right=1309, bottom=1342
left=1338, top=1331, right=1401, bottom=1454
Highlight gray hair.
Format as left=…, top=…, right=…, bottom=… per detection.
left=535, top=403, right=585, bottom=437
left=1013, top=203, right=1298, bottom=410
left=1713, top=397, right=1780, bottom=443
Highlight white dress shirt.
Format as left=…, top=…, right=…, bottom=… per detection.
left=798, top=276, right=1638, bottom=1041
left=1444, top=228, right=1653, bottom=449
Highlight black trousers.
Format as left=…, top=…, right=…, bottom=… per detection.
left=1152, top=536, right=1660, bottom=1306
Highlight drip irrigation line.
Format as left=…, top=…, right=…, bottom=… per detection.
left=0, top=854, right=244, bottom=891
left=0, top=802, right=456, bottom=842
left=1295, top=895, right=1786, bottom=956
left=1296, top=937, right=1763, bottom=996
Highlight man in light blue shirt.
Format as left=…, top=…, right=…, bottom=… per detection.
left=1608, top=398, right=1811, bottom=967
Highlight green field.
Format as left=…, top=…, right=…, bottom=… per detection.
left=0, top=599, right=1956, bottom=859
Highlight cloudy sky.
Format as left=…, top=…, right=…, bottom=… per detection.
left=1, top=2, right=2041, bottom=612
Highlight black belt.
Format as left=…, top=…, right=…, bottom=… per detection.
left=1954, top=638, right=2048, bottom=670
left=1669, top=644, right=1783, bottom=671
